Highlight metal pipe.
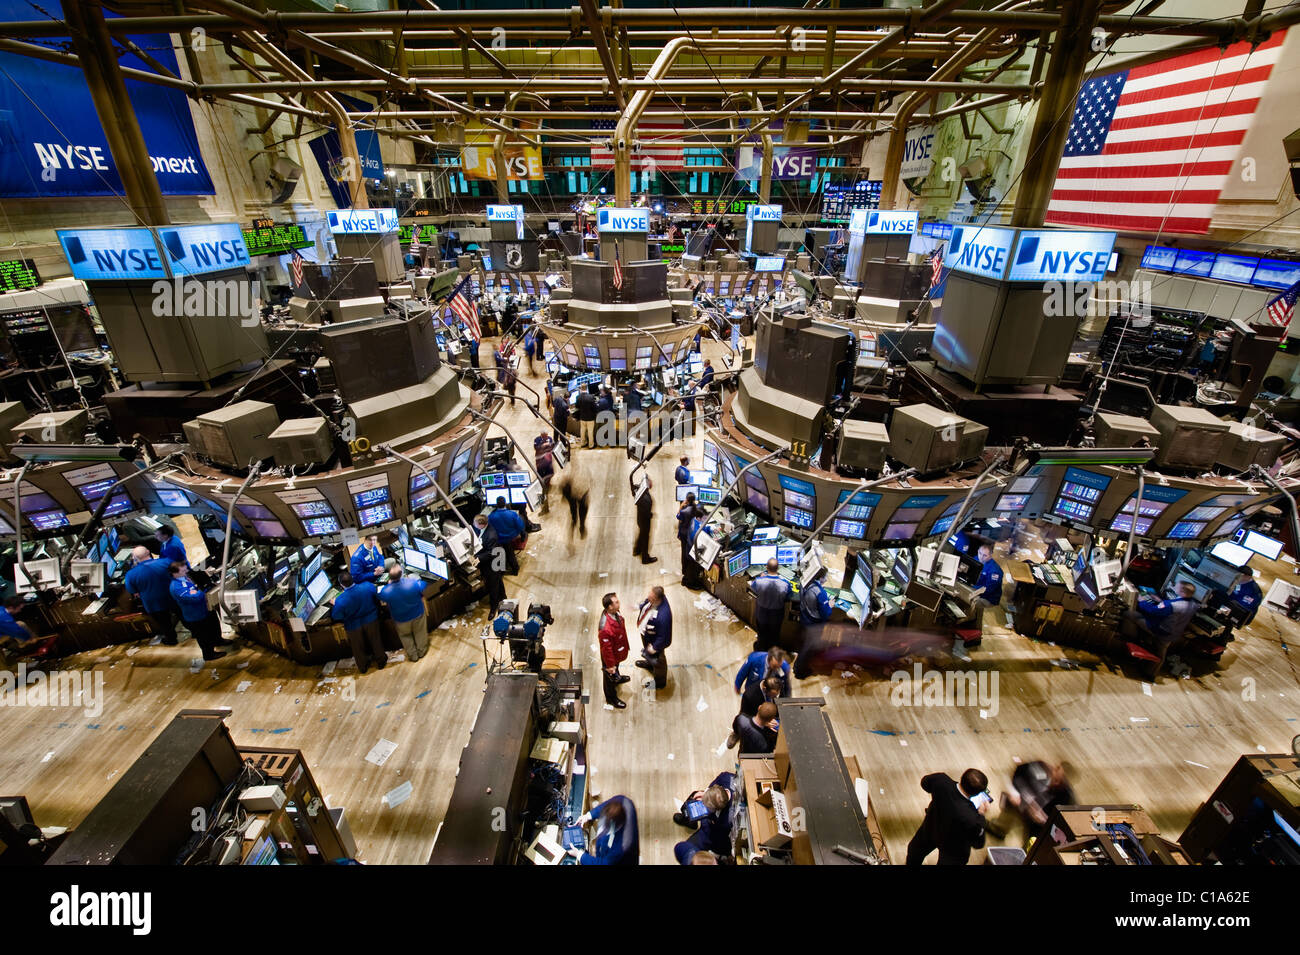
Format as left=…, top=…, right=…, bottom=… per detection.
left=932, top=450, right=1010, bottom=557
left=376, top=444, right=478, bottom=542
left=1121, top=466, right=1145, bottom=575
left=697, top=445, right=789, bottom=533
left=19, top=9, right=1243, bottom=35
left=199, top=77, right=1029, bottom=94
left=11, top=461, right=34, bottom=592
left=215, top=461, right=261, bottom=621
left=1249, top=465, right=1300, bottom=565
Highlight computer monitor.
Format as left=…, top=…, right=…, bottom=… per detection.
left=916, top=545, right=937, bottom=576
left=849, top=568, right=871, bottom=607
left=402, top=546, right=428, bottom=573
left=508, top=487, right=530, bottom=507
left=831, top=518, right=867, bottom=540
left=935, top=553, right=961, bottom=587
left=479, top=472, right=506, bottom=490
left=425, top=555, right=450, bottom=581
left=776, top=544, right=800, bottom=566
left=676, top=484, right=699, bottom=502
left=1209, top=540, right=1253, bottom=568
left=1074, top=565, right=1100, bottom=608
left=726, top=549, right=749, bottom=578
left=273, top=558, right=291, bottom=584
left=444, top=528, right=472, bottom=565
left=697, top=488, right=722, bottom=506
left=1238, top=529, right=1284, bottom=561
left=506, top=471, right=531, bottom=487
left=891, top=553, right=911, bottom=589
left=305, top=570, right=331, bottom=606
left=688, top=469, right=713, bottom=486
left=14, top=558, right=60, bottom=593
left=69, top=560, right=106, bottom=593
left=413, top=537, right=440, bottom=560
left=693, top=531, right=721, bottom=570
left=752, top=526, right=779, bottom=542
left=750, top=543, right=777, bottom=567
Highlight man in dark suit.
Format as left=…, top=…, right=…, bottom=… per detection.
left=631, top=473, right=657, bottom=564
left=906, top=768, right=994, bottom=866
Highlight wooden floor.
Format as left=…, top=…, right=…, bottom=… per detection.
left=3, top=339, right=1299, bottom=865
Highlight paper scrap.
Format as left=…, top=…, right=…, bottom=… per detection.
left=696, top=696, right=709, bottom=712
left=1130, top=717, right=1149, bottom=723
left=666, top=753, right=675, bottom=760
left=577, top=606, right=589, bottom=614
left=322, top=660, right=337, bottom=676
left=383, top=781, right=413, bottom=808
left=899, top=740, right=909, bottom=747
left=598, top=572, right=608, bottom=578
left=715, top=742, right=728, bottom=756
left=365, top=738, right=399, bottom=766
left=979, top=709, right=989, bottom=719
left=236, top=662, right=249, bottom=669
left=1185, top=760, right=1210, bottom=769
left=1142, top=683, right=1153, bottom=696
left=42, top=751, right=55, bottom=763
left=236, top=681, right=252, bottom=693
left=189, top=658, right=203, bottom=673
left=148, top=636, right=162, bottom=646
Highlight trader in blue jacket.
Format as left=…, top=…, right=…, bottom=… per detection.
left=673, top=772, right=737, bottom=864
left=487, top=496, right=527, bottom=575
left=378, top=565, right=429, bottom=662
left=169, top=562, right=225, bottom=661
left=0, top=596, right=34, bottom=645
left=1220, top=567, right=1263, bottom=639
left=124, top=545, right=180, bottom=645
left=349, top=534, right=385, bottom=585
left=634, top=586, right=673, bottom=689
left=733, top=647, right=792, bottom=694
left=157, top=525, right=187, bottom=565
left=569, top=795, right=639, bottom=865
left=331, top=570, right=386, bottom=673
left=974, top=544, right=1004, bottom=605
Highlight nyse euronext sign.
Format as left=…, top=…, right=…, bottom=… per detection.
left=946, top=226, right=1116, bottom=283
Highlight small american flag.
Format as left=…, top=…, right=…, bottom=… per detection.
left=289, top=249, right=305, bottom=290
left=448, top=277, right=482, bottom=342
left=589, top=117, right=684, bottom=171
left=1266, top=280, right=1300, bottom=331
left=612, top=243, right=624, bottom=290
left=929, top=247, right=944, bottom=289
left=1046, top=32, right=1286, bottom=235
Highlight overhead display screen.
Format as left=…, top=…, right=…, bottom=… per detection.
left=0, top=258, right=40, bottom=292
left=1050, top=467, right=1111, bottom=524
left=243, top=222, right=312, bottom=256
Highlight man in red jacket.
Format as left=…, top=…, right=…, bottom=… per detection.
left=598, top=591, right=631, bottom=709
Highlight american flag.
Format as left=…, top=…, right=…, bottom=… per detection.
left=289, top=249, right=306, bottom=290
left=448, top=277, right=482, bottom=342
left=1266, top=280, right=1300, bottom=331
left=929, top=247, right=944, bottom=289
left=589, top=118, right=684, bottom=171
left=1045, top=32, right=1286, bottom=235
left=612, top=242, right=624, bottom=290
left=409, top=228, right=421, bottom=253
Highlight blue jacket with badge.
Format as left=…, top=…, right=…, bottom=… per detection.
left=169, top=576, right=210, bottom=623
left=349, top=544, right=385, bottom=585
left=975, top=558, right=1004, bottom=604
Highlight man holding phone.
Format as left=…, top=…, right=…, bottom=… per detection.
left=906, top=768, right=996, bottom=866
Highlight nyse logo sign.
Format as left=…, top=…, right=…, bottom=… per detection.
left=327, top=208, right=398, bottom=235
left=746, top=204, right=783, bottom=222
left=900, top=125, right=936, bottom=180
left=596, top=207, right=649, bottom=233
left=160, top=224, right=251, bottom=277
left=770, top=152, right=816, bottom=178
left=946, top=225, right=1016, bottom=281
left=865, top=210, right=918, bottom=235
left=1007, top=230, right=1116, bottom=283
left=487, top=204, right=522, bottom=221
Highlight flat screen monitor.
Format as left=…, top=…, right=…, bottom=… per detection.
left=414, top=537, right=440, bottom=559
left=752, top=526, right=780, bottom=542
left=1209, top=540, right=1253, bottom=567
left=687, top=469, right=713, bottom=486
left=746, top=487, right=770, bottom=514
left=479, top=472, right=506, bottom=490
left=750, top=543, right=777, bottom=567
left=156, top=489, right=190, bottom=507
left=506, top=471, right=531, bottom=488
left=891, top=554, right=911, bottom=589
left=302, top=550, right=323, bottom=585
left=1074, top=565, right=1100, bottom=608
left=303, top=516, right=339, bottom=536
left=849, top=568, right=871, bottom=607
left=1168, top=521, right=1206, bottom=539
left=702, top=440, right=719, bottom=466
left=273, top=558, right=291, bottom=583
left=305, top=570, right=331, bottom=605
left=29, top=511, right=70, bottom=530
left=15, top=558, right=61, bottom=593
left=358, top=503, right=394, bottom=527
left=426, top=555, right=449, bottom=581
left=831, top=518, right=867, bottom=539
left=883, top=522, right=918, bottom=541
left=776, top=544, right=800, bottom=566
left=508, top=487, right=530, bottom=507
left=726, top=549, right=749, bottom=578
left=783, top=505, right=814, bottom=530
left=784, top=489, right=815, bottom=510
left=995, top=494, right=1030, bottom=512
left=1238, top=529, right=1283, bottom=561
left=676, top=484, right=698, bottom=502
left=292, top=499, right=334, bottom=517
left=402, top=546, right=428, bottom=573
left=697, top=488, right=722, bottom=506
left=293, top=592, right=313, bottom=621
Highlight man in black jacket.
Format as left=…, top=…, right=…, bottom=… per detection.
left=632, top=473, right=658, bottom=564
left=906, top=768, right=993, bottom=866
left=474, top=514, right=507, bottom=613
left=575, top=384, right=599, bottom=448
left=731, top=702, right=779, bottom=754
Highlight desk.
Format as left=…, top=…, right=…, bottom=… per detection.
left=737, top=698, right=885, bottom=864
left=1026, top=804, right=1190, bottom=865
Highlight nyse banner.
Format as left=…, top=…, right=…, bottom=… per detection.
left=461, top=121, right=543, bottom=181
left=900, top=125, right=937, bottom=180
left=0, top=1, right=214, bottom=197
